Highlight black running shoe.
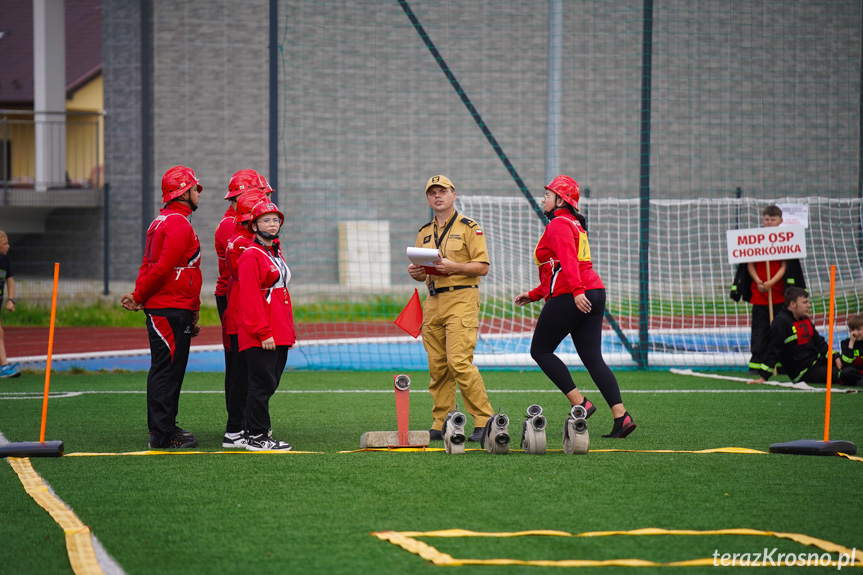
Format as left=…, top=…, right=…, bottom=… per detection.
left=580, top=398, right=596, bottom=418
left=428, top=429, right=443, bottom=441
left=149, top=429, right=198, bottom=449
left=602, top=412, right=636, bottom=438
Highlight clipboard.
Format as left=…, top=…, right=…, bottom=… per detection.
left=406, top=247, right=449, bottom=276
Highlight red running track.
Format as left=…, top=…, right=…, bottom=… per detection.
left=6, top=315, right=752, bottom=358
left=5, top=322, right=411, bottom=358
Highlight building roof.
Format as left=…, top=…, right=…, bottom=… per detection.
left=0, top=0, right=102, bottom=105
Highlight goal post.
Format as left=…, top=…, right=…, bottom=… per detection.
left=455, top=195, right=863, bottom=369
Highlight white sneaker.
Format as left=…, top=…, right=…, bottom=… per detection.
left=245, top=432, right=292, bottom=451
left=222, top=431, right=247, bottom=448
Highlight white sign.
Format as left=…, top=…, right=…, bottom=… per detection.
left=776, top=203, right=809, bottom=228
left=726, top=224, right=806, bottom=264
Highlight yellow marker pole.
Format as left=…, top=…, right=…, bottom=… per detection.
left=39, top=263, right=60, bottom=443
left=823, top=265, right=836, bottom=442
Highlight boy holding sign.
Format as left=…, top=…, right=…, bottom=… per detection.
left=746, top=205, right=787, bottom=372
left=729, top=205, right=806, bottom=374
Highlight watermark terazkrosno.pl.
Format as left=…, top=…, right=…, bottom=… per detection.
left=713, top=548, right=857, bottom=569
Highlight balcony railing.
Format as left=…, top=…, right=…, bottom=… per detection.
left=1, top=109, right=103, bottom=206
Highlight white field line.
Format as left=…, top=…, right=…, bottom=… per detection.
left=0, top=388, right=837, bottom=401
left=0, top=428, right=126, bottom=575
left=669, top=368, right=855, bottom=393
left=9, top=335, right=422, bottom=364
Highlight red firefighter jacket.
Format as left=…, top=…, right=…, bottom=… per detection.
left=133, top=202, right=202, bottom=311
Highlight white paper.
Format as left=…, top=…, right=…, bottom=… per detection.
left=406, top=247, right=441, bottom=266
left=776, top=203, right=809, bottom=228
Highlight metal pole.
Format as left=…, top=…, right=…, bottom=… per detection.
left=735, top=186, right=743, bottom=230
left=2, top=115, right=7, bottom=200
left=637, top=0, right=654, bottom=369
left=858, top=2, right=863, bottom=264
left=140, top=0, right=153, bottom=245
left=269, top=0, right=279, bottom=204
left=103, top=183, right=110, bottom=295
left=545, top=0, right=562, bottom=184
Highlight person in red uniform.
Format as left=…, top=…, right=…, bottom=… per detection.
left=514, top=175, right=636, bottom=438
left=745, top=204, right=787, bottom=373
left=220, top=189, right=271, bottom=447
left=214, top=169, right=262, bottom=447
left=237, top=199, right=296, bottom=450
left=121, top=166, right=203, bottom=448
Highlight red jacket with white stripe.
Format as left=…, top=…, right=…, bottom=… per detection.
left=528, top=209, right=604, bottom=302
left=224, top=225, right=255, bottom=335
left=237, top=240, right=296, bottom=351
left=133, top=202, right=202, bottom=311
left=213, top=206, right=236, bottom=297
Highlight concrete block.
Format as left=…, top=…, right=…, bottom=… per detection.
left=360, top=430, right=430, bottom=448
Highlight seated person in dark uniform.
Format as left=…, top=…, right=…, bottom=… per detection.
left=747, top=286, right=840, bottom=385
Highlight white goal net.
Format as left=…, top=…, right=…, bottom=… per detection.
left=456, top=195, right=863, bottom=369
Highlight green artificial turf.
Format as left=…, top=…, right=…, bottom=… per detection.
left=1, top=370, right=861, bottom=574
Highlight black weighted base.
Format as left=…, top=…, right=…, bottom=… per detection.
left=0, top=440, right=65, bottom=458
left=769, top=439, right=856, bottom=456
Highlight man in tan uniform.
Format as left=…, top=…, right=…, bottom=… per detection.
left=408, top=175, right=495, bottom=442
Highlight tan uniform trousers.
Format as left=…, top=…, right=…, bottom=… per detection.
left=422, top=287, right=494, bottom=430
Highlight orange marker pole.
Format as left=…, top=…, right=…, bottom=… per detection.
left=39, top=263, right=60, bottom=443
left=823, top=265, right=836, bottom=442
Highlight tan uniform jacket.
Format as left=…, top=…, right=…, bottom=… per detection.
left=414, top=211, right=489, bottom=291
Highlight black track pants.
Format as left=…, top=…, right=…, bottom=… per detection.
left=225, top=334, right=249, bottom=433
left=145, top=308, right=193, bottom=444
left=530, top=290, right=622, bottom=408
left=243, top=346, right=289, bottom=435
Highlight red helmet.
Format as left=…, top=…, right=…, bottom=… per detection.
left=544, top=175, right=580, bottom=210
left=248, top=200, right=284, bottom=227
left=256, top=174, right=274, bottom=194
left=161, top=166, right=202, bottom=203
left=225, top=169, right=260, bottom=200
left=236, top=191, right=269, bottom=224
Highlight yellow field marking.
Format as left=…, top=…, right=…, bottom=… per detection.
left=64, top=449, right=322, bottom=456
left=7, top=457, right=105, bottom=575
left=590, top=447, right=768, bottom=454
left=838, top=452, right=862, bottom=462
left=373, top=528, right=862, bottom=568
left=55, top=448, right=863, bottom=462
left=345, top=446, right=863, bottom=463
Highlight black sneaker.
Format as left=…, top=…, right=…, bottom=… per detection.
left=580, top=398, right=596, bottom=418
left=467, top=427, right=484, bottom=442
left=602, top=412, right=636, bottom=438
left=150, top=429, right=198, bottom=449
left=246, top=432, right=292, bottom=451
left=428, top=429, right=443, bottom=441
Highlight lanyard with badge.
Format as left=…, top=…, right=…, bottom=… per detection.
left=257, top=239, right=290, bottom=302
left=434, top=212, right=458, bottom=257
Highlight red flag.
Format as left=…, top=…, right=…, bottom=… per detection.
left=394, top=288, right=423, bottom=338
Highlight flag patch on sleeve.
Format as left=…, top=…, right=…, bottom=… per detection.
left=476, top=229, right=484, bottom=235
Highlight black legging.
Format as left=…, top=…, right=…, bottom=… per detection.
left=530, top=289, right=622, bottom=408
